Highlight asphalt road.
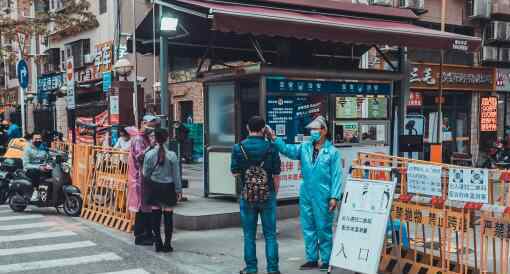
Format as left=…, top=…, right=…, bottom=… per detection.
left=0, top=204, right=189, bottom=274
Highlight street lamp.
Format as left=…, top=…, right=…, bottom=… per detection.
left=160, top=17, right=179, bottom=32
left=113, top=58, right=133, bottom=80
left=159, top=9, right=179, bottom=129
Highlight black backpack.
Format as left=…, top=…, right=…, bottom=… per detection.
left=239, top=144, right=271, bottom=204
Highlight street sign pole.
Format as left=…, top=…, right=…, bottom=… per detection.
left=17, top=59, right=29, bottom=137
left=20, top=87, right=25, bottom=137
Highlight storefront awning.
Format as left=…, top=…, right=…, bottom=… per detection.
left=157, top=0, right=481, bottom=52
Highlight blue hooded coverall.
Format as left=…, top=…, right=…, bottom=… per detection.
left=274, top=138, right=343, bottom=264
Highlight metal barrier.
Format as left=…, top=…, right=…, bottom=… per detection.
left=80, top=146, right=133, bottom=232
left=352, top=152, right=507, bottom=274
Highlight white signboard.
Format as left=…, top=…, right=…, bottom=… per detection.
left=277, top=156, right=301, bottom=200
left=448, top=168, right=489, bottom=203
left=407, top=163, right=442, bottom=196
left=109, top=95, right=119, bottom=115
left=65, top=59, right=75, bottom=110
left=331, top=177, right=396, bottom=274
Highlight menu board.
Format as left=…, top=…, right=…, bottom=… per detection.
left=480, top=96, right=497, bottom=132
left=267, top=95, right=327, bottom=143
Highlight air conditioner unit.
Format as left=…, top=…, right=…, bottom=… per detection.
left=500, top=48, right=510, bottom=62
left=467, top=0, right=491, bottom=19
left=400, top=0, right=425, bottom=10
left=83, top=54, right=93, bottom=64
left=371, top=0, right=393, bottom=7
left=482, top=46, right=498, bottom=62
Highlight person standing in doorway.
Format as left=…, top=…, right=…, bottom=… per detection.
left=143, top=128, right=182, bottom=252
left=231, top=116, right=282, bottom=274
left=127, top=115, right=160, bottom=246
left=268, top=115, right=343, bottom=272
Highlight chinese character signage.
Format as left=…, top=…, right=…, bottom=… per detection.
left=408, top=92, right=422, bottom=107
left=95, top=41, right=113, bottom=73
left=410, top=64, right=494, bottom=91
left=480, top=96, right=497, bottom=132
left=66, top=59, right=75, bottom=110
left=110, top=95, right=119, bottom=124
left=407, top=163, right=442, bottom=196
left=448, top=168, right=489, bottom=203
left=102, top=72, right=112, bottom=94
left=266, top=78, right=391, bottom=95
left=37, top=73, right=63, bottom=101
left=331, top=177, right=396, bottom=274
left=277, top=156, right=301, bottom=199
left=496, top=69, right=510, bottom=92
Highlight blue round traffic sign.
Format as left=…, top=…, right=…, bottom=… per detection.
left=17, top=59, right=29, bottom=89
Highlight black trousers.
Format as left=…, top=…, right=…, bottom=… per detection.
left=25, top=168, right=50, bottom=189
left=133, top=211, right=153, bottom=238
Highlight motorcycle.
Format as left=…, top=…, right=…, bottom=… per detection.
left=8, top=153, right=83, bottom=216
left=0, top=158, right=23, bottom=204
left=482, top=140, right=510, bottom=169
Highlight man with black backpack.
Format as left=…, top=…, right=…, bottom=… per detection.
left=231, top=116, right=282, bottom=274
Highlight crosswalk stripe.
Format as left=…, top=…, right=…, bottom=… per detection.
left=0, top=241, right=96, bottom=256
left=0, top=222, right=55, bottom=231
left=0, top=215, right=43, bottom=222
left=0, top=252, right=122, bottom=273
left=100, top=269, right=151, bottom=274
left=0, top=231, right=76, bottom=242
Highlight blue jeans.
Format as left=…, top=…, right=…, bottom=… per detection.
left=240, top=193, right=279, bottom=273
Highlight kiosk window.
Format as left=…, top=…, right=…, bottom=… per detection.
left=335, top=96, right=388, bottom=119
left=334, top=122, right=360, bottom=144
left=207, top=82, right=235, bottom=146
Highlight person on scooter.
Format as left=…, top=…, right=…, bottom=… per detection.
left=22, top=133, right=50, bottom=201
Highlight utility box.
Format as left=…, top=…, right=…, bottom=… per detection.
left=109, top=81, right=144, bottom=126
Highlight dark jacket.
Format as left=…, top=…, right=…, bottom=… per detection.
left=231, top=136, right=281, bottom=191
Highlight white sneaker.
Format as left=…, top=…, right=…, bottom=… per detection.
left=30, top=190, right=39, bottom=202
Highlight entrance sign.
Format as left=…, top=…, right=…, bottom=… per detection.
left=480, top=96, right=497, bottom=132
left=331, top=177, right=396, bottom=274
left=407, top=163, right=442, bottom=196
left=448, top=168, right=489, bottom=203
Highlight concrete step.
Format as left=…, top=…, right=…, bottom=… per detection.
left=174, top=195, right=299, bottom=230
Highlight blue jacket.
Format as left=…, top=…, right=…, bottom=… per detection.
left=7, top=124, right=21, bottom=140
left=231, top=136, right=281, bottom=190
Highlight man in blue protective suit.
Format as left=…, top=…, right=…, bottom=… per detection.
left=269, top=115, right=343, bottom=272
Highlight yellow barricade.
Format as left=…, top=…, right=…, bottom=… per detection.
left=80, top=146, right=133, bottom=232
left=353, top=152, right=500, bottom=274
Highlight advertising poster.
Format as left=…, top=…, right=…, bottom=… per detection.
left=331, top=177, right=396, bottom=274
left=407, top=163, right=442, bottom=196
left=366, top=97, right=387, bottom=119
left=448, top=168, right=489, bottom=203
left=336, top=97, right=359, bottom=119
left=277, top=156, right=302, bottom=199
left=266, top=95, right=326, bottom=143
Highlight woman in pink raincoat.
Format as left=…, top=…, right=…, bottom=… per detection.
left=127, top=115, right=160, bottom=245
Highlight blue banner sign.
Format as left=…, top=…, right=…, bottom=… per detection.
left=37, top=73, right=63, bottom=101
left=266, top=78, right=391, bottom=95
